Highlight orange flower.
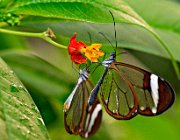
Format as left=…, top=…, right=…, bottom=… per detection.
left=68, top=33, right=104, bottom=64
left=81, top=44, right=104, bottom=62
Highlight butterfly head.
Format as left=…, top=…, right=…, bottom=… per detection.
left=79, top=68, right=89, bottom=81
left=101, top=52, right=116, bottom=67
left=110, top=52, right=116, bottom=59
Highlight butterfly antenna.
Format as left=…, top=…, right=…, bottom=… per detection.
left=91, top=64, right=101, bottom=75
left=71, top=62, right=78, bottom=73
left=85, top=61, right=91, bottom=71
left=102, top=50, right=106, bottom=61
left=79, top=64, right=83, bottom=70
left=87, top=32, right=92, bottom=45
left=116, top=51, right=128, bottom=56
left=109, top=11, right=118, bottom=51
left=98, top=32, right=116, bottom=52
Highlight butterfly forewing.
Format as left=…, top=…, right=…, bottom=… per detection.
left=64, top=82, right=87, bottom=134
left=100, top=66, right=138, bottom=120
left=114, top=62, right=175, bottom=116
left=64, top=74, right=102, bottom=138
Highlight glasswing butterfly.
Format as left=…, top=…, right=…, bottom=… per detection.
left=63, top=68, right=102, bottom=138
left=88, top=12, right=175, bottom=120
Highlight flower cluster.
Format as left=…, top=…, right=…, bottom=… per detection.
left=68, top=33, right=87, bottom=64
left=68, top=33, right=104, bottom=64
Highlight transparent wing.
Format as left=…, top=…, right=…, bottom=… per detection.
left=100, top=67, right=138, bottom=120
left=64, top=81, right=87, bottom=134
left=113, top=62, right=175, bottom=116
left=64, top=80, right=102, bottom=138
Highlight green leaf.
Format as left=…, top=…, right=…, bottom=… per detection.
left=0, top=0, right=13, bottom=8
left=0, top=57, right=50, bottom=140
left=124, top=0, right=180, bottom=60
left=4, top=0, right=178, bottom=77
left=2, top=52, right=74, bottom=101
left=5, top=0, right=149, bottom=26
left=124, top=0, right=180, bottom=33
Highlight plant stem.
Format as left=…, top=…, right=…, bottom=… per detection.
left=151, top=32, right=180, bottom=78
left=0, top=28, right=67, bottom=49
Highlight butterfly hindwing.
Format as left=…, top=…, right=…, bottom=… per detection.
left=113, top=62, right=175, bottom=116
left=80, top=97, right=102, bottom=138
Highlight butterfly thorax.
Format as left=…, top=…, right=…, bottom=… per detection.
left=101, top=52, right=116, bottom=67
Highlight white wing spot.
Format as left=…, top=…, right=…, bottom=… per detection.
left=86, top=104, right=102, bottom=136
left=152, top=107, right=157, bottom=114
left=85, top=133, right=88, bottom=138
left=140, top=106, right=145, bottom=111
left=150, top=74, right=159, bottom=114
left=105, top=99, right=108, bottom=104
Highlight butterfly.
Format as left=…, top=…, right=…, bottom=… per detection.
left=88, top=52, right=175, bottom=119
left=63, top=68, right=102, bottom=138
left=88, top=12, right=175, bottom=120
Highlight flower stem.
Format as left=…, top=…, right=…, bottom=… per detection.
left=0, top=28, right=67, bottom=49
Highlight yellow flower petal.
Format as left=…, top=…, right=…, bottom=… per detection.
left=98, top=51, right=104, bottom=56
left=80, top=43, right=104, bottom=62
left=80, top=47, right=86, bottom=53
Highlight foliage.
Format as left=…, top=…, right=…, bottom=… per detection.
left=0, top=0, right=180, bottom=140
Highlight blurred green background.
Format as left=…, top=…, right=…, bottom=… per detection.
left=0, top=0, right=180, bottom=140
